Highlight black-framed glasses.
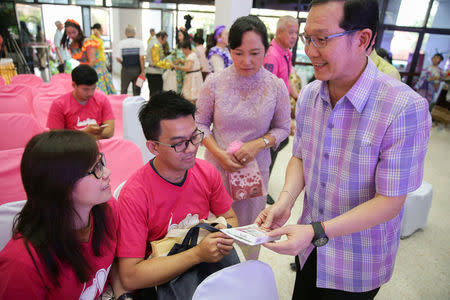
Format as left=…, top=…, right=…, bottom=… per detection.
left=299, top=29, right=359, bottom=48
left=154, top=130, right=205, bottom=153
left=86, top=152, right=106, bottom=179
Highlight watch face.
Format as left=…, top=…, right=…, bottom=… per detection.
left=314, top=237, right=328, bottom=247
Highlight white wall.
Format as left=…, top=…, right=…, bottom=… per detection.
left=215, top=0, right=252, bottom=28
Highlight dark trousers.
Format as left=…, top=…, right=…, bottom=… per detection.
left=121, top=66, right=141, bottom=96
left=57, top=62, right=65, bottom=73
left=293, top=248, right=380, bottom=300
left=146, top=73, right=163, bottom=97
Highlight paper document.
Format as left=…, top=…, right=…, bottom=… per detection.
left=220, top=224, right=280, bottom=246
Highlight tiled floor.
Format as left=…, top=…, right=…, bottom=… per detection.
left=116, top=78, right=450, bottom=299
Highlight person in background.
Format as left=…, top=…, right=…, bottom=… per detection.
left=206, top=25, right=233, bottom=73
left=90, top=23, right=106, bottom=64
left=116, top=92, right=237, bottom=298
left=172, top=39, right=203, bottom=105
left=415, top=53, right=445, bottom=104
left=146, top=30, right=171, bottom=97
left=54, top=21, right=70, bottom=73
left=256, top=1, right=431, bottom=299
left=0, top=130, right=128, bottom=299
left=116, top=25, right=145, bottom=96
left=367, top=39, right=401, bottom=81
left=147, top=28, right=156, bottom=45
left=193, top=32, right=209, bottom=80
left=376, top=48, right=392, bottom=64
left=263, top=15, right=300, bottom=205
left=170, top=27, right=190, bottom=93
left=196, top=15, right=290, bottom=260
left=62, top=19, right=116, bottom=95
left=47, top=65, right=115, bottom=140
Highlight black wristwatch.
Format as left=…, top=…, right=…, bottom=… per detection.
left=311, top=222, right=328, bottom=247
left=116, top=292, right=134, bottom=300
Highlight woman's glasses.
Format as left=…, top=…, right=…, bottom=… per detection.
left=86, top=152, right=106, bottom=179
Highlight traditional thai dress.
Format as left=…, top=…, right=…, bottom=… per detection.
left=70, top=39, right=116, bottom=95
left=414, top=64, right=444, bottom=103
left=207, top=46, right=233, bottom=73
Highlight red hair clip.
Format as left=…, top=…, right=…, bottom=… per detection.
left=65, top=19, right=80, bottom=27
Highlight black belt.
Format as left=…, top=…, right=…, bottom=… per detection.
left=186, top=69, right=201, bottom=74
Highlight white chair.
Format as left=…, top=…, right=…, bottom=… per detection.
left=401, top=181, right=433, bottom=238
left=0, top=200, right=26, bottom=251
left=122, top=96, right=154, bottom=163
left=192, top=260, right=278, bottom=300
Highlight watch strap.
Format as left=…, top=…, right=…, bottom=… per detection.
left=311, top=221, right=326, bottom=241
left=117, top=292, right=134, bottom=300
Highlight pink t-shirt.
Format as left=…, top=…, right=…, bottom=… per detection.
left=0, top=199, right=118, bottom=300
left=117, top=159, right=232, bottom=258
left=46, top=91, right=114, bottom=130
left=263, top=39, right=293, bottom=93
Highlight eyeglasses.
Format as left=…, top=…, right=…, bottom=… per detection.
left=86, top=152, right=106, bottom=179
left=299, top=29, right=359, bottom=48
left=154, top=130, right=204, bottom=153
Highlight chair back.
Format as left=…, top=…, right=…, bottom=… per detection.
left=192, top=260, right=279, bottom=300
left=10, top=74, right=44, bottom=87
left=0, top=93, right=31, bottom=115
left=0, top=84, right=34, bottom=113
left=0, top=76, right=5, bottom=86
left=108, top=95, right=128, bottom=138
left=0, top=148, right=26, bottom=206
left=50, top=73, right=73, bottom=92
left=0, top=114, right=43, bottom=150
left=33, top=93, right=61, bottom=128
left=0, top=200, right=26, bottom=251
left=123, top=96, right=154, bottom=163
left=98, top=138, right=143, bottom=192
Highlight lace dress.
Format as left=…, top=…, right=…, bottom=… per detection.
left=196, top=65, right=290, bottom=258
left=182, top=53, right=203, bottom=102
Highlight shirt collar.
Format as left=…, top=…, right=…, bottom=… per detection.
left=270, top=39, right=290, bottom=57
left=319, top=57, right=377, bottom=113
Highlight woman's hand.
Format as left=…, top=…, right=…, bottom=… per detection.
left=233, top=140, right=264, bottom=165
left=217, top=150, right=243, bottom=172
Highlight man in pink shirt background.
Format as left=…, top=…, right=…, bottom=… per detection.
left=47, top=65, right=115, bottom=140
left=263, top=16, right=300, bottom=205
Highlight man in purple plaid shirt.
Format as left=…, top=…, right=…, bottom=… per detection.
left=256, top=0, right=431, bottom=299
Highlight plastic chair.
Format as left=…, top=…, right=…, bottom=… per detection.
left=10, top=74, right=44, bottom=87
left=0, top=93, right=31, bottom=115
left=50, top=73, right=73, bottom=92
left=192, top=260, right=279, bottom=300
left=36, top=83, right=67, bottom=95
left=0, top=200, right=26, bottom=251
left=33, top=93, right=61, bottom=128
left=97, top=138, right=143, bottom=192
left=0, top=76, right=5, bottom=86
left=401, top=181, right=433, bottom=238
left=0, top=148, right=26, bottom=206
left=123, top=96, right=154, bottom=163
left=0, top=114, right=43, bottom=150
left=0, top=84, right=34, bottom=114
left=108, top=95, right=127, bottom=138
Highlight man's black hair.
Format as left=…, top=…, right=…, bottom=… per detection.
left=139, top=91, right=196, bottom=141
left=71, top=65, right=98, bottom=85
left=310, top=0, right=379, bottom=50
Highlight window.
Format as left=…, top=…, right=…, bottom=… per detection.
left=380, top=30, right=420, bottom=72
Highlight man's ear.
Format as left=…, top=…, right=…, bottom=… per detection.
left=356, top=28, right=373, bottom=55
left=146, top=140, right=159, bottom=156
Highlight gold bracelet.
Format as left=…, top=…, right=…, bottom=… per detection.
left=282, top=190, right=296, bottom=202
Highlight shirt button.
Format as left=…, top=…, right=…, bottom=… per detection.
left=328, top=123, right=334, bottom=129
left=321, top=182, right=325, bottom=188
left=324, top=153, right=329, bottom=159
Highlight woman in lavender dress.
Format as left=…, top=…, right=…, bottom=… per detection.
left=206, top=25, right=233, bottom=73
left=196, top=16, right=290, bottom=259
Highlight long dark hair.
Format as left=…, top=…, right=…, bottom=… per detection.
left=176, top=27, right=190, bottom=48
left=61, top=20, right=85, bottom=49
left=14, top=130, right=114, bottom=288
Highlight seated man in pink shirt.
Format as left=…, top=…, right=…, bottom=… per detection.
left=47, top=65, right=115, bottom=140
left=116, top=91, right=237, bottom=299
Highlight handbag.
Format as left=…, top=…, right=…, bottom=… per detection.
left=157, top=223, right=240, bottom=300
left=162, top=69, right=177, bottom=92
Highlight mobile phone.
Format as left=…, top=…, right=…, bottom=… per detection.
left=100, top=124, right=109, bottom=128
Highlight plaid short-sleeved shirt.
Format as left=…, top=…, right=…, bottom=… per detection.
left=293, top=59, right=431, bottom=292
